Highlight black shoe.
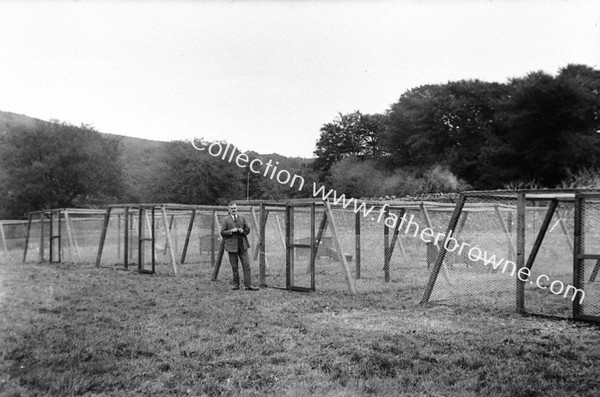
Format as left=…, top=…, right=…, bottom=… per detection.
left=232, top=286, right=240, bottom=290
left=245, top=286, right=259, bottom=291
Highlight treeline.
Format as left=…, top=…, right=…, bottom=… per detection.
left=147, top=140, right=316, bottom=206
left=0, top=118, right=316, bottom=219
left=0, top=121, right=124, bottom=218
left=313, top=64, right=600, bottom=196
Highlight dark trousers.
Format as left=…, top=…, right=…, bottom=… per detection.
left=228, top=248, right=251, bottom=288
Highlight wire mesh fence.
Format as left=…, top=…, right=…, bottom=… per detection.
left=424, top=191, right=581, bottom=319
left=0, top=220, right=30, bottom=264
left=276, top=201, right=457, bottom=296
left=93, top=205, right=264, bottom=281
left=323, top=204, right=446, bottom=294
left=523, top=199, right=574, bottom=318
left=259, top=205, right=287, bottom=289
left=15, top=210, right=107, bottom=264
left=575, top=194, right=600, bottom=321
left=428, top=194, right=519, bottom=311
left=8, top=191, right=600, bottom=323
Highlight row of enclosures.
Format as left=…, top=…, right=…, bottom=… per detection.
left=3, top=190, right=600, bottom=323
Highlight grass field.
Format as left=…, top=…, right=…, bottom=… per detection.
left=1, top=261, right=600, bottom=397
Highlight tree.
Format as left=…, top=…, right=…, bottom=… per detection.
left=313, top=111, right=386, bottom=175
left=0, top=121, right=123, bottom=218
left=380, top=66, right=600, bottom=189
left=382, top=81, right=511, bottom=184
left=151, top=140, right=246, bottom=205
left=494, top=67, right=600, bottom=187
left=383, top=84, right=449, bottom=170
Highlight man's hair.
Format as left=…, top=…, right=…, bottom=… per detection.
left=228, top=201, right=237, bottom=207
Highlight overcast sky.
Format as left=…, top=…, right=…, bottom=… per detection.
left=0, top=0, right=599, bottom=158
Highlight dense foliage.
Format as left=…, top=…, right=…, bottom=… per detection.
left=0, top=121, right=123, bottom=218
left=150, top=140, right=317, bottom=205
left=314, top=64, right=600, bottom=191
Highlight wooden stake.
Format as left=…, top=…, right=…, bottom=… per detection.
left=310, top=203, right=316, bottom=290
left=275, top=213, right=286, bottom=251
left=383, top=205, right=390, bottom=282
left=181, top=209, right=196, bottom=264
left=124, top=207, right=130, bottom=269
left=325, top=201, right=356, bottom=294
left=161, top=205, right=178, bottom=276
left=39, top=212, right=44, bottom=263
left=213, top=211, right=221, bottom=268
left=286, top=205, right=294, bottom=287
left=117, top=214, right=121, bottom=260
left=64, top=210, right=78, bottom=262
left=0, top=223, right=10, bottom=261
left=355, top=212, right=361, bottom=279
left=524, top=199, right=558, bottom=271
left=588, top=259, right=600, bottom=283
left=128, top=209, right=134, bottom=262
left=23, top=213, right=32, bottom=263
left=248, top=207, right=270, bottom=270
left=516, top=193, right=526, bottom=313
left=555, top=207, right=574, bottom=254
left=384, top=208, right=405, bottom=282
left=420, top=194, right=466, bottom=304
left=138, top=208, right=145, bottom=272
left=311, top=210, right=328, bottom=267
left=420, top=203, right=452, bottom=284
left=95, top=207, right=112, bottom=267
left=250, top=207, right=260, bottom=259
left=212, top=240, right=226, bottom=281
left=494, top=205, right=516, bottom=267
left=170, top=214, right=178, bottom=255
left=49, top=211, right=54, bottom=262
left=210, top=210, right=215, bottom=266
left=573, top=194, right=583, bottom=318
left=259, top=204, right=268, bottom=286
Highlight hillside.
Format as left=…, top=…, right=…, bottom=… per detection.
left=0, top=111, right=314, bottom=207
left=0, top=111, right=168, bottom=204
left=112, top=134, right=166, bottom=203
left=0, top=111, right=44, bottom=133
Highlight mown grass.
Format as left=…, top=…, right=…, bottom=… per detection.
left=1, top=261, right=600, bottom=396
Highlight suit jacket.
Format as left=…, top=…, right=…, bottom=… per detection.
left=220, top=213, right=251, bottom=253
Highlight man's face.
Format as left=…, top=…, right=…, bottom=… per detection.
left=229, top=204, right=238, bottom=216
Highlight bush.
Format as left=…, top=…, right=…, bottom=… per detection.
left=559, top=167, right=600, bottom=189
left=329, top=157, right=467, bottom=198
left=329, top=156, right=385, bottom=198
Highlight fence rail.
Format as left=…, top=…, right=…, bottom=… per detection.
left=4, top=189, right=600, bottom=323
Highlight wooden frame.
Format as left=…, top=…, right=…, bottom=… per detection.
left=284, top=202, right=317, bottom=292
left=573, top=193, right=600, bottom=322
left=419, top=189, right=600, bottom=324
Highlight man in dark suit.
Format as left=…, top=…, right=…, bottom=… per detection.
left=220, top=201, right=258, bottom=291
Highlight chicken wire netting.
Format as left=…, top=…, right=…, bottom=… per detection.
left=259, top=206, right=287, bottom=288
left=15, top=205, right=269, bottom=284
left=19, top=211, right=107, bottom=264
left=94, top=206, right=264, bottom=279
left=21, top=214, right=56, bottom=263
left=577, top=196, right=600, bottom=320
left=12, top=194, right=598, bottom=322
left=523, top=199, right=575, bottom=318
left=1, top=220, right=30, bottom=264
left=426, top=193, right=576, bottom=318
left=324, top=205, right=453, bottom=294
left=272, top=202, right=456, bottom=296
